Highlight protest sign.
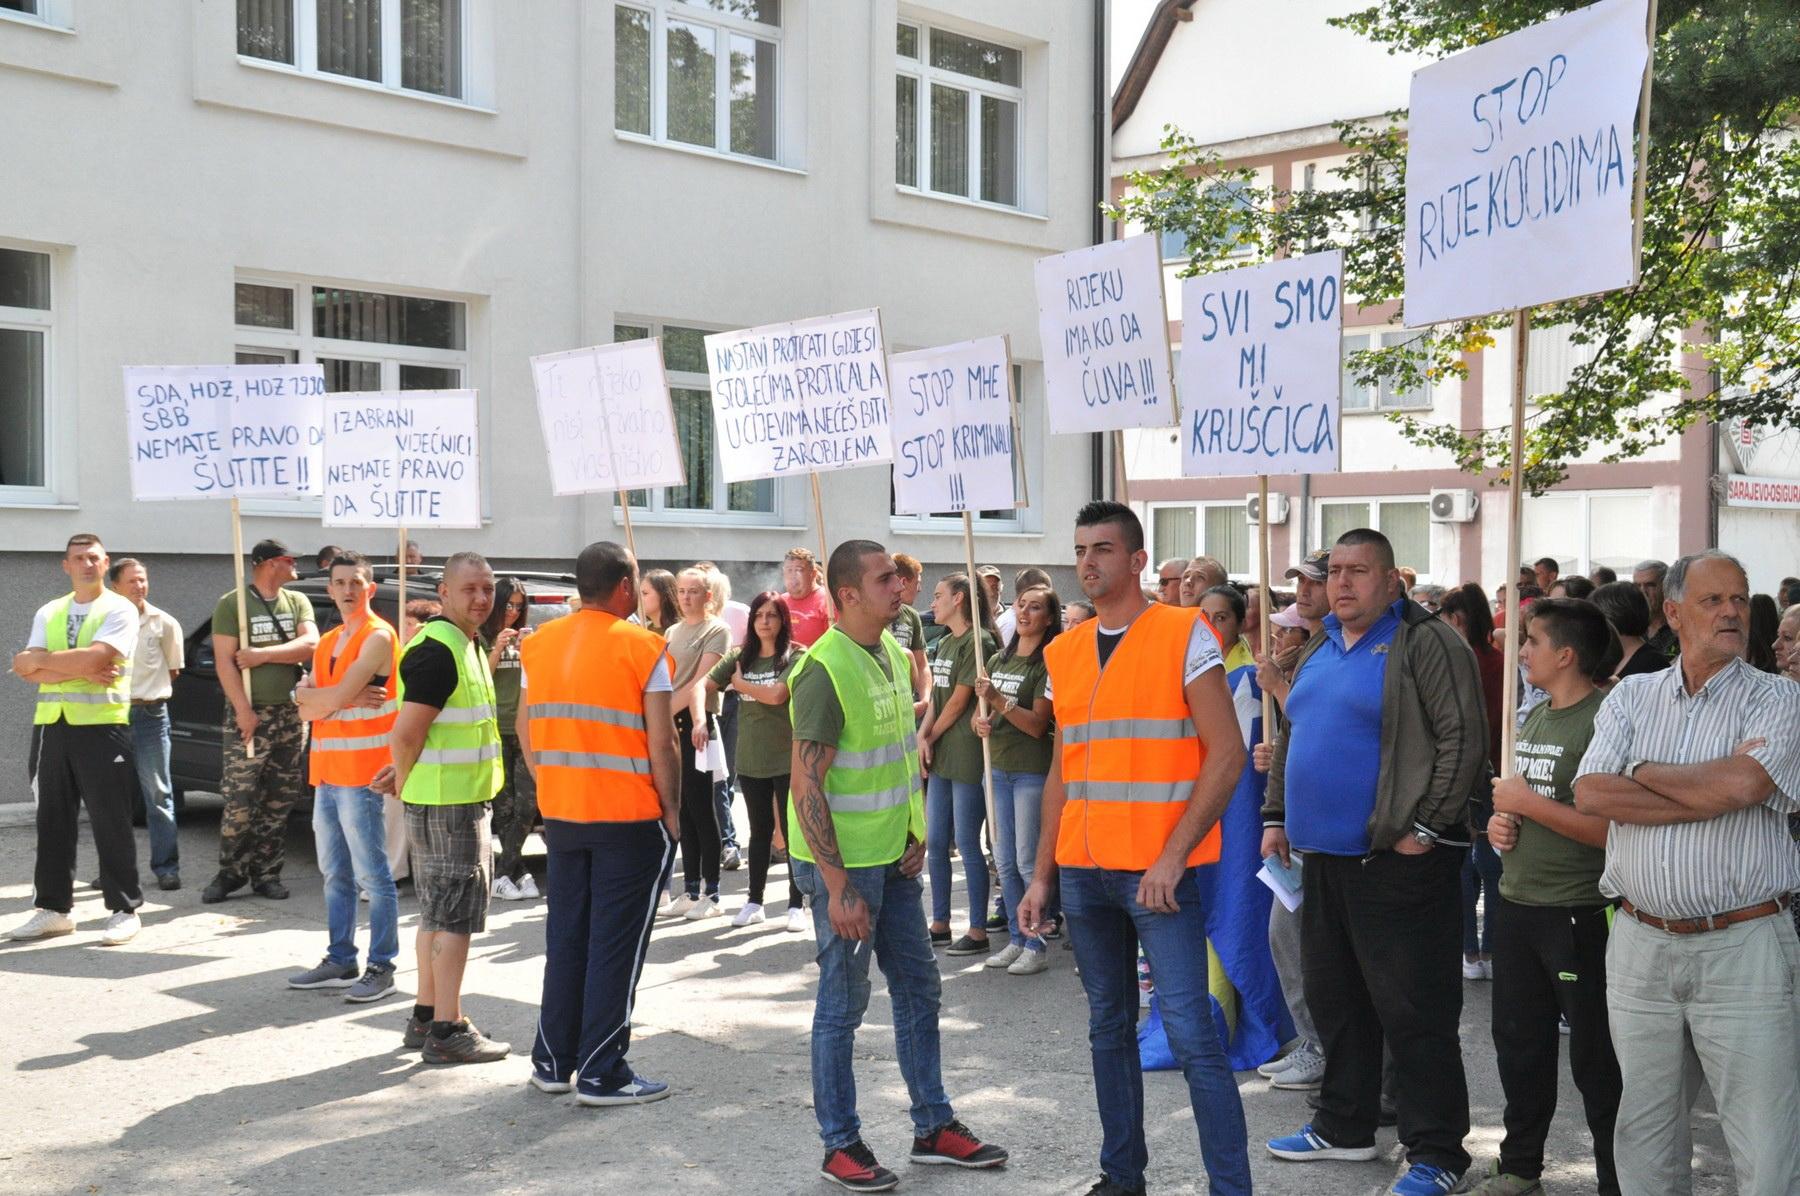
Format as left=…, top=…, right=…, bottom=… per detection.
left=322, top=390, right=482, bottom=528
left=888, top=336, right=1019, bottom=516
left=530, top=339, right=686, bottom=496
left=124, top=364, right=326, bottom=500
left=1403, top=0, right=1651, bottom=325
left=1179, top=251, right=1343, bottom=478
left=1033, top=233, right=1177, bottom=434
left=704, top=309, right=894, bottom=484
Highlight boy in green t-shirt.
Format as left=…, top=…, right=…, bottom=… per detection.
left=1474, top=599, right=1623, bottom=1196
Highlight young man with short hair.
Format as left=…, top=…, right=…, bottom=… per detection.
left=109, top=557, right=185, bottom=891
left=889, top=553, right=930, bottom=714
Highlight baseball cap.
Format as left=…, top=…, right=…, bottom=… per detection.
left=250, top=538, right=295, bottom=565
left=1271, top=605, right=1310, bottom=630
left=1284, top=548, right=1330, bottom=583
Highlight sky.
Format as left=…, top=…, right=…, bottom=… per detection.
left=1110, top=0, right=1164, bottom=86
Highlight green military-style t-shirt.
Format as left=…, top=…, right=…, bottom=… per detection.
left=983, top=650, right=1053, bottom=775
left=928, top=627, right=997, bottom=784
left=487, top=633, right=523, bottom=740
left=888, top=605, right=925, bottom=652
left=212, top=587, right=315, bottom=706
left=709, top=646, right=796, bottom=779
left=791, top=638, right=893, bottom=748
left=1501, top=688, right=1608, bottom=908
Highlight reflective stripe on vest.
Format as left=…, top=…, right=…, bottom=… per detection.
left=434, top=703, right=497, bottom=724
left=399, top=620, right=504, bottom=806
left=312, top=732, right=393, bottom=753
left=324, top=701, right=399, bottom=722
left=1060, top=717, right=1191, bottom=745
left=34, top=592, right=132, bottom=727
left=536, top=749, right=651, bottom=775
left=308, top=614, right=399, bottom=788
left=417, top=743, right=502, bottom=766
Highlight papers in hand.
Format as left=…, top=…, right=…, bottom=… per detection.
left=1259, top=854, right=1304, bottom=912
left=696, top=735, right=729, bottom=782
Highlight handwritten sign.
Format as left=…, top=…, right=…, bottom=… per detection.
left=889, top=337, right=1019, bottom=516
left=1180, top=251, right=1343, bottom=478
left=1034, top=233, right=1176, bottom=433
left=530, top=339, right=686, bottom=496
left=704, top=309, right=894, bottom=483
left=322, top=390, right=482, bottom=528
left=1404, top=0, right=1649, bottom=325
left=124, top=364, right=326, bottom=501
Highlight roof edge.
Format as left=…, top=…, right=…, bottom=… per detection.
left=1111, top=0, right=1198, bottom=133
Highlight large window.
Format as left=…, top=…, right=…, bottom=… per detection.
left=237, top=0, right=467, bottom=101
left=0, top=1, right=72, bottom=27
left=1146, top=503, right=1251, bottom=577
left=0, top=245, right=50, bottom=493
left=1524, top=324, right=1602, bottom=399
left=1342, top=329, right=1431, bottom=412
left=896, top=20, right=1022, bottom=209
left=614, top=1, right=780, bottom=163
left=611, top=319, right=777, bottom=522
left=1317, top=498, right=1431, bottom=577
left=1522, top=489, right=1652, bottom=577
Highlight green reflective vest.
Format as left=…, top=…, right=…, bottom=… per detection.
left=399, top=620, right=503, bottom=806
left=786, top=626, right=924, bottom=868
left=34, top=592, right=133, bottom=727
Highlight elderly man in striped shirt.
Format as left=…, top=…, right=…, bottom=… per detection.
left=1572, top=549, right=1800, bottom=1196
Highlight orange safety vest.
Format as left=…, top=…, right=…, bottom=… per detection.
left=1043, top=602, right=1220, bottom=871
left=522, top=608, right=665, bottom=823
left=307, top=614, right=400, bottom=787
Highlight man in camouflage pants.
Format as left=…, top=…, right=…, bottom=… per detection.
left=204, top=540, right=319, bottom=903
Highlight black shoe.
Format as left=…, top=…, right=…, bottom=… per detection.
left=403, top=1014, right=429, bottom=1049
left=821, top=1140, right=899, bottom=1192
left=1085, top=1181, right=1147, bottom=1196
left=945, top=934, right=991, bottom=956
left=1044, top=914, right=1064, bottom=940
left=929, top=926, right=952, bottom=947
left=201, top=873, right=244, bottom=904
left=1304, top=1090, right=1397, bottom=1128
left=157, top=873, right=181, bottom=891
left=252, top=879, right=289, bottom=900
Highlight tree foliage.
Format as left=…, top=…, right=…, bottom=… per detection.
left=1111, top=1, right=1800, bottom=492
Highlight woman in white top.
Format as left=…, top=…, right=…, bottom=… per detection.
left=664, top=567, right=731, bottom=919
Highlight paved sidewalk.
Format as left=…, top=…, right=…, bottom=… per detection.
left=0, top=801, right=1736, bottom=1195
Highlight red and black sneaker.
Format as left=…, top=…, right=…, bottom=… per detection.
left=821, top=1140, right=899, bottom=1192
left=910, top=1119, right=1009, bottom=1169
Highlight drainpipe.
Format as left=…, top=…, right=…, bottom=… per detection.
left=1090, top=0, right=1109, bottom=501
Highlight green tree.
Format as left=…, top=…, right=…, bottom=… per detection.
left=1112, top=1, right=1800, bottom=491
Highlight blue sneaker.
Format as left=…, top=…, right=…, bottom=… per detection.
left=1390, top=1163, right=1461, bottom=1195
left=1266, top=1124, right=1380, bottom=1162
left=575, top=1074, right=671, bottom=1107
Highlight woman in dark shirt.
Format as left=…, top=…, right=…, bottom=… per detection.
left=1440, top=583, right=1503, bottom=980
left=1591, top=581, right=1670, bottom=679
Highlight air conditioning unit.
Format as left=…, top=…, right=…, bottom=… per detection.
left=1245, top=491, right=1290, bottom=525
left=1429, top=488, right=1480, bottom=523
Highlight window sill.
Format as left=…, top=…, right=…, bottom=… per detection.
left=887, top=521, right=1039, bottom=538
left=0, top=496, right=77, bottom=510
left=1342, top=406, right=1432, bottom=417
left=894, top=185, right=1046, bottom=223
left=612, top=131, right=807, bottom=177
left=0, top=12, right=72, bottom=34
left=235, top=56, right=497, bottom=115
left=620, top=511, right=798, bottom=528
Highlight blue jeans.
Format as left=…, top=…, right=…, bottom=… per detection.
left=925, top=774, right=987, bottom=928
left=1061, top=865, right=1252, bottom=1194
left=130, top=703, right=178, bottom=877
left=313, top=784, right=399, bottom=969
left=1461, top=834, right=1501, bottom=955
left=989, top=768, right=1047, bottom=951
left=793, top=859, right=954, bottom=1151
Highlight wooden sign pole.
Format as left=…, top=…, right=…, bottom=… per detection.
left=961, top=511, right=1000, bottom=853
left=230, top=497, right=255, bottom=759
left=1257, top=475, right=1273, bottom=733
left=1499, top=308, right=1531, bottom=784
left=618, top=492, right=642, bottom=619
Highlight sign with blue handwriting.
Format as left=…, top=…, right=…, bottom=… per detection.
left=1179, top=251, right=1343, bottom=479
left=530, top=339, right=686, bottom=496
left=705, top=309, right=894, bottom=484
left=124, top=364, right=326, bottom=501
left=1404, top=0, right=1650, bottom=325
left=1034, top=233, right=1176, bottom=434
left=322, top=390, right=482, bottom=528
left=889, top=336, right=1019, bottom=516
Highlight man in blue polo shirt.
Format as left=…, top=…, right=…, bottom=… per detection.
left=1261, top=529, right=1488, bottom=1196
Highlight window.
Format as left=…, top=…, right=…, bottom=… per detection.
left=1317, top=498, right=1431, bottom=577
left=0, top=246, right=51, bottom=492
left=1342, top=329, right=1431, bottom=412
left=896, top=20, right=1022, bottom=208
left=237, top=0, right=467, bottom=101
left=0, top=0, right=71, bottom=24
left=1150, top=505, right=1196, bottom=568
left=614, top=1, right=780, bottom=163
left=1204, top=505, right=1250, bottom=576
left=1522, top=489, right=1652, bottom=577
left=612, top=319, right=776, bottom=522
left=1145, top=503, right=1250, bottom=577
left=1524, top=324, right=1601, bottom=399
left=888, top=365, right=1029, bottom=530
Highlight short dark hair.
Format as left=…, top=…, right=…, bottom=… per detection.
left=1528, top=597, right=1620, bottom=682
left=315, top=544, right=345, bottom=569
left=1333, top=527, right=1395, bottom=572
left=576, top=541, right=636, bottom=604
left=827, top=539, right=887, bottom=613
left=1534, top=556, right=1560, bottom=573
left=1014, top=567, right=1051, bottom=592
left=1552, top=575, right=1595, bottom=600
left=1200, top=584, right=1246, bottom=622
left=65, top=533, right=103, bottom=556
left=1074, top=501, right=1143, bottom=554
left=1590, top=565, right=1618, bottom=585
left=106, top=557, right=143, bottom=584
left=328, top=550, right=373, bottom=580
left=1591, top=580, right=1650, bottom=638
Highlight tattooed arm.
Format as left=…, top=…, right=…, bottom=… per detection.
left=790, top=736, right=870, bottom=942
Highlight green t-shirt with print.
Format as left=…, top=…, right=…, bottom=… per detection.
left=212, top=587, right=315, bottom=706
left=709, top=646, right=796, bottom=779
left=983, top=650, right=1053, bottom=774
left=888, top=605, right=925, bottom=652
left=790, top=638, right=893, bottom=748
left=928, top=627, right=996, bottom=784
left=1500, top=688, right=1608, bottom=908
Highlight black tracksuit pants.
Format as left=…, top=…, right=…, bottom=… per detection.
left=31, top=722, right=143, bottom=914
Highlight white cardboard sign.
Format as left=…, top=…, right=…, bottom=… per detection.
left=124, top=364, right=326, bottom=501
left=889, top=336, right=1019, bottom=516
left=1404, top=0, right=1650, bottom=325
left=530, top=339, right=686, bottom=496
left=1034, top=233, right=1177, bottom=433
left=323, top=390, right=482, bottom=528
left=704, top=309, right=894, bottom=483
left=1179, top=251, right=1344, bottom=478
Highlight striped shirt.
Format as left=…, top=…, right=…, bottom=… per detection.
left=1575, top=655, right=1800, bottom=919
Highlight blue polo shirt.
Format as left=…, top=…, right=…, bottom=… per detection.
left=1283, top=599, right=1403, bottom=856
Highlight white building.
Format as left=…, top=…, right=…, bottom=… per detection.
left=1109, top=0, right=1797, bottom=593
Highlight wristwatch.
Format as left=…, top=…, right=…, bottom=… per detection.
left=1410, top=827, right=1436, bottom=848
left=1622, top=759, right=1646, bottom=781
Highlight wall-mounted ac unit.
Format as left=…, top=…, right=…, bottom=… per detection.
left=1245, top=492, right=1290, bottom=525
left=1429, top=488, right=1479, bottom=523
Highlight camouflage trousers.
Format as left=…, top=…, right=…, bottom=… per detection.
left=218, top=703, right=307, bottom=883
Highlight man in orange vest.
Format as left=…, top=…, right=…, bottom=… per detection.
left=290, top=551, right=402, bottom=1004
left=518, top=540, right=681, bottom=1107
left=1018, top=501, right=1251, bottom=1196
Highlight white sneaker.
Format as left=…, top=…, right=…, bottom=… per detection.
left=7, top=908, right=75, bottom=941
left=665, top=893, right=699, bottom=917
left=494, top=876, right=522, bottom=902
left=985, top=943, right=1026, bottom=969
left=1462, top=957, right=1489, bottom=981
left=1007, top=946, right=1050, bottom=975
left=1258, top=1049, right=1299, bottom=1079
left=685, top=894, right=722, bottom=921
left=517, top=874, right=541, bottom=900
left=785, top=906, right=809, bottom=933
left=100, top=911, right=141, bottom=946
left=732, top=902, right=766, bottom=927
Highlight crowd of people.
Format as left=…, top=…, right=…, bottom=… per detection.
left=9, top=517, right=1800, bottom=1196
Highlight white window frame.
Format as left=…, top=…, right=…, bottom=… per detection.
left=236, top=0, right=480, bottom=107
left=0, top=238, right=56, bottom=504
left=0, top=1, right=73, bottom=31
left=1521, top=487, right=1654, bottom=578
left=895, top=16, right=1025, bottom=212
left=1140, top=501, right=1254, bottom=581
left=234, top=273, right=470, bottom=517
left=888, top=363, right=1030, bottom=535
left=1313, top=494, right=1436, bottom=581
left=614, top=0, right=784, bottom=166
left=1342, top=327, right=1433, bottom=413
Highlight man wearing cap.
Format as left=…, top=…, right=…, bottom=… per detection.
left=205, top=539, right=318, bottom=904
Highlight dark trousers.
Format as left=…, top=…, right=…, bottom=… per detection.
left=740, top=773, right=799, bottom=908
left=673, top=710, right=720, bottom=896
left=30, top=722, right=143, bottom=914
left=492, top=735, right=538, bottom=882
left=1303, top=848, right=1471, bottom=1173
left=532, top=819, right=674, bottom=1094
left=715, top=691, right=740, bottom=849
left=1491, top=897, right=1622, bottom=1193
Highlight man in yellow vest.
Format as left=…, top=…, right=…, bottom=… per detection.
left=789, top=538, right=1008, bottom=1192
left=8, top=533, right=144, bottom=945
left=373, top=551, right=506, bottom=1064
left=1017, top=501, right=1251, bottom=1196
left=290, top=550, right=401, bottom=1004
left=516, top=541, right=681, bottom=1106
